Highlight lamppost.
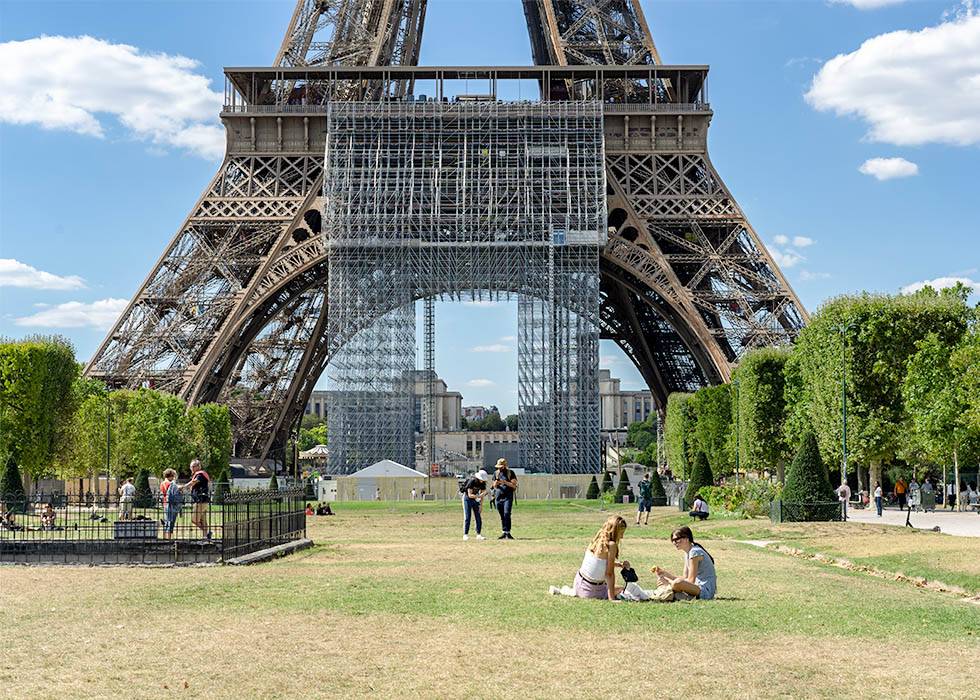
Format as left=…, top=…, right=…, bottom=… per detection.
left=732, top=380, right=740, bottom=484
left=104, top=385, right=113, bottom=500
left=201, top=406, right=212, bottom=473
left=830, top=322, right=859, bottom=489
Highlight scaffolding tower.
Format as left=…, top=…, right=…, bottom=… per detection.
left=323, top=100, right=604, bottom=474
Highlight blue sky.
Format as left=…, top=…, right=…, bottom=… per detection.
left=2, top=0, right=978, bottom=416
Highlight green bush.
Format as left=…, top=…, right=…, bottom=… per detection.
left=600, top=471, right=613, bottom=493
left=614, top=469, right=631, bottom=503
left=585, top=475, right=599, bottom=499
left=268, top=474, right=279, bottom=491
left=781, top=432, right=838, bottom=521
left=701, top=479, right=782, bottom=518
left=1, top=456, right=25, bottom=512
left=684, top=451, right=714, bottom=509
left=133, top=469, right=154, bottom=508
left=213, top=466, right=231, bottom=504
left=650, top=473, right=667, bottom=502
left=304, top=480, right=316, bottom=501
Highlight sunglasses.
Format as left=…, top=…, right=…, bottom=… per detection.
left=671, top=536, right=685, bottom=543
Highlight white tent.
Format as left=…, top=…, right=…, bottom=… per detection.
left=350, top=460, right=427, bottom=478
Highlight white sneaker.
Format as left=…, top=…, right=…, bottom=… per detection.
left=476, top=534, right=486, bottom=540
left=549, top=585, right=559, bottom=595
left=462, top=534, right=469, bottom=540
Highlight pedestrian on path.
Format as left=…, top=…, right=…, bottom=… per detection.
left=874, top=481, right=883, bottom=517
left=946, top=481, right=956, bottom=510
left=837, top=481, right=851, bottom=521
left=895, top=477, right=908, bottom=509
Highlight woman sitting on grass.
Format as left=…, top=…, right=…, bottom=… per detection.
left=552, top=514, right=630, bottom=600
left=653, top=526, right=716, bottom=600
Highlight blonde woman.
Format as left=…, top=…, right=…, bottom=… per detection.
left=552, top=515, right=630, bottom=600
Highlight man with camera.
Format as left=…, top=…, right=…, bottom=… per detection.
left=493, top=458, right=518, bottom=539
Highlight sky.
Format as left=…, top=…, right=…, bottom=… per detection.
left=1, top=0, right=978, bottom=416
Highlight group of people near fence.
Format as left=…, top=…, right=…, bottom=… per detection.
left=460, top=458, right=519, bottom=540
left=550, top=516, right=717, bottom=602
left=305, top=502, right=334, bottom=516
left=159, top=460, right=212, bottom=539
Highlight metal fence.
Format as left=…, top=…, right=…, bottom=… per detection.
left=0, top=489, right=305, bottom=564
left=770, top=500, right=843, bottom=523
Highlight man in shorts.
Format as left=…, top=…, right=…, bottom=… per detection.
left=635, top=473, right=653, bottom=525
left=179, top=459, right=211, bottom=539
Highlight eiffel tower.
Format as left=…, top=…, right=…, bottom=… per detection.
left=85, top=0, right=807, bottom=470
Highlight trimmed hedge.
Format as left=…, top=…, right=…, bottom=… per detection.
left=614, top=469, right=631, bottom=503
left=780, top=432, right=838, bottom=522
left=268, top=474, right=279, bottom=491
left=684, top=451, right=714, bottom=509
left=586, top=475, right=600, bottom=499
left=133, top=469, right=154, bottom=508
left=650, top=473, right=667, bottom=501
left=600, top=471, right=613, bottom=493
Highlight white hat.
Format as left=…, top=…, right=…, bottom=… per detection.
left=474, top=469, right=490, bottom=482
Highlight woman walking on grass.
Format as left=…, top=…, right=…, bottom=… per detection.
left=653, top=525, right=716, bottom=600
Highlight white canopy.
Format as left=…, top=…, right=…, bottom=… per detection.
left=350, top=460, right=427, bottom=478
left=300, top=444, right=329, bottom=458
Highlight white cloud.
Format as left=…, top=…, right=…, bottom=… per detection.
left=600, top=355, right=619, bottom=366
left=901, top=276, right=980, bottom=296
left=14, top=297, right=128, bottom=329
left=463, top=300, right=498, bottom=308
left=830, top=0, right=907, bottom=9
left=469, top=344, right=511, bottom=353
left=770, top=249, right=805, bottom=268
left=800, top=270, right=832, bottom=281
left=466, top=379, right=495, bottom=387
left=806, top=13, right=980, bottom=147
left=0, top=35, right=224, bottom=159
left=858, top=157, right=919, bottom=180
left=499, top=335, right=516, bottom=342
left=773, top=235, right=790, bottom=246
left=0, top=258, right=85, bottom=290
left=793, top=236, right=815, bottom=248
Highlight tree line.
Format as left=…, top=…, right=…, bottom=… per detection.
left=630, top=286, right=979, bottom=494
left=1, top=335, right=231, bottom=490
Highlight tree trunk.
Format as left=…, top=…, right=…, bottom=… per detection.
left=870, top=459, right=883, bottom=494
left=777, top=460, right=785, bottom=484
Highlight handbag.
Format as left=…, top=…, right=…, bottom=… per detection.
left=621, top=566, right=638, bottom=583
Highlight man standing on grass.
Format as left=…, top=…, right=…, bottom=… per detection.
left=179, top=459, right=211, bottom=539
left=118, top=477, right=136, bottom=519
left=635, top=473, right=653, bottom=525
left=493, top=458, right=518, bottom=539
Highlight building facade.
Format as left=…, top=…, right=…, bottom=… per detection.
left=600, top=369, right=655, bottom=430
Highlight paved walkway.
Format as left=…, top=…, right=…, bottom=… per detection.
left=845, top=506, right=980, bottom=537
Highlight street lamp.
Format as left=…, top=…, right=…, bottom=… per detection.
left=830, top=322, right=859, bottom=490
left=732, top=380, right=740, bottom=485
left=104, top=385, right=113, bottom=499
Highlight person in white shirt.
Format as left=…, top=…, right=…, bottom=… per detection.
left=946, top=482, right=956, bottom=509
left=837, top=481, right=851, bottom=520
left=118, top=477, right=136, bottom=519
left=689, top=493, right=709, bottom=521
left=874, top=481, right=883, bottom=517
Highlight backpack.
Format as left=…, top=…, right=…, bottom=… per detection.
left=167, top=480, right=183, bottom=509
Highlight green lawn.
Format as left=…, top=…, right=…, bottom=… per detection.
left=1, top=501, right=977, bottom=698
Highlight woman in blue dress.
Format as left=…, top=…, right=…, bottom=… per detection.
left=652, top=525, right=717, bottom=600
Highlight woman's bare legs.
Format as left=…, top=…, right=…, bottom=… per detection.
left=669, top=579, right=701, bottom=596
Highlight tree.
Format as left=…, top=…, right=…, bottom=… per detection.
left=133, top=469, right=154, bottom=508
left=123, top=389, right=195, bottom=476
left=213, top=466, right=231, bottom=504
left=268, top=474, right=279, bottom=491
left=684, top=451, right=713, bottom=509
left=636, top=442, right=657, bottom=470
left=304, top=480, right=316, bottom=500
left=626, top=416, right=656, bottom=451
left=785, top=290, right=971, bottom=490
left=504, top=414, right=518, bottom=431
left=649, top=471, right=667, bottom=504
left=731, top=347, right=792, bottom=482
left=1, top=455, right=25, bottom=497
left=586, top=475, right=600, bottom=499
left=782, top=432, right=837, bottom=520
left=0, top=336, right=80, bottom=479
left=693, top=384, right=733, bottom=477
left=614, top=468, right=631, bottom=503
left=904, top=332, right=980, bottom=510
left=301, top=413, right=327, bottom=429
left=600, top=470, right=613, bottom=493
left=482, top=413, right=505, bottom=431
left=664, top=393, right=697, bottom=478
left=189, top=403, right=232, bottom=476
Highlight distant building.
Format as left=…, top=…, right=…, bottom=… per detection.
left=600, top=369, right=655, bottom=429
left=304, top=370, right=462, bottom=432
left=463, top=405, right=498, bottom=422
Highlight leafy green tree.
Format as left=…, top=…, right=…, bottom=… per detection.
left=684, top=451, right=713, bottom=509
left=636, top=442, right=657, bottom=470
left=665, top=393, right=698, bottom=478
left=482, top=413, right=505, bottom=431
left=504, top=414, right=518, bottom=431
left=122, top=389, right=195, bottom=476
left=0, top=335, right=79, bottom=479
left=731, top=347, right=792, bottom=482
left=693, top=384, right=733, bottom=477
left=189, top=403, right=232, bottom=475
left=952, top=327, right=980, bottom=435
left=614, top=468, right=631, bottom=503
left=904, top=332, right=980, bottom=510
left=600, top=470, right=613, bottom=493
left=268, top=474, right=280, bottom=491
left=626, top=416, right=656, bottom=452
left=586, top=475, right=600, bottom=499
left=133, top=469, right=154, bottom=508
left=785, top=290, right=971, bottom=490
left=301, top=413, right=327, bottom=429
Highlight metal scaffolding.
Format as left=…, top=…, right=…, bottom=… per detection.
left=322, top=100, right=604, bottom=473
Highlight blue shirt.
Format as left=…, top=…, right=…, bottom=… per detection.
left=687, top=544, right=716, bottom=600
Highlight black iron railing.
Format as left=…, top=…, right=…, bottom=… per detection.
left=0, top=489, right=306, bottom=564
left=770, top=500, right=842, bottom=523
